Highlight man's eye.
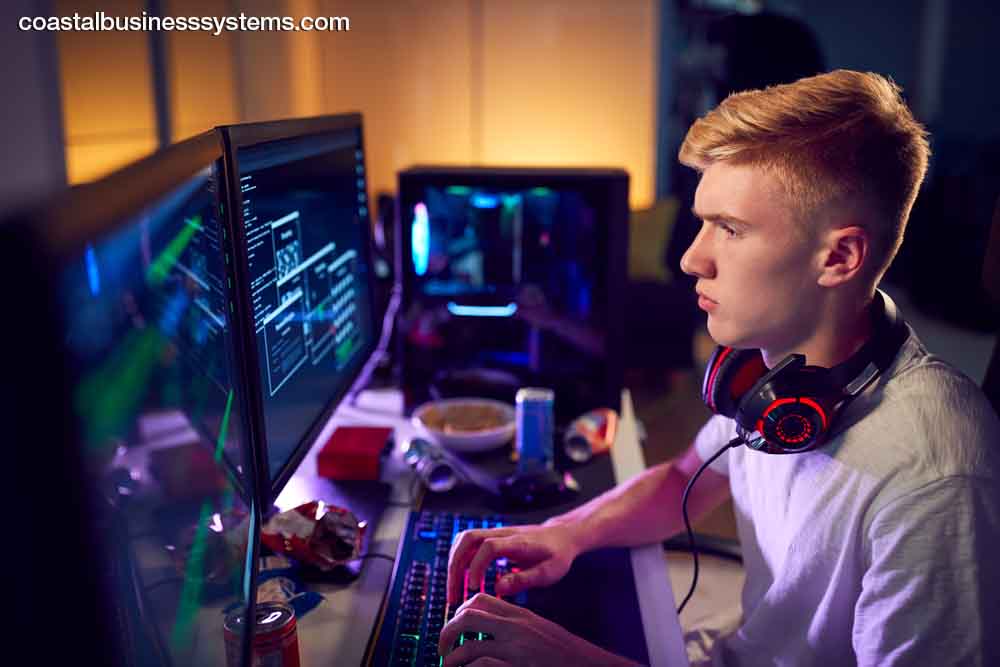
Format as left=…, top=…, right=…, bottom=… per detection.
left=720, top=223, right=737, bottom=237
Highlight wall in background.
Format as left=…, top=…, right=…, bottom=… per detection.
left=167, top=0, right=241, bottom=140
left=56, top=0, right=159, bottom=183
left=478, top=0, right=656, bottom=209
left=0, top=0, right=67, bottom=211
left=53, top=0, right=659, bottom=209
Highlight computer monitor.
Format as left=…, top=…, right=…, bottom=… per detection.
left=4, top=132, right=259, bottom=667
left=396, top=167, right=629, bottom=424
left=219, top=114, right=379, bottom=502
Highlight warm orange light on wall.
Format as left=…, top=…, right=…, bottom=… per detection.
left=320, top=0, right=657, bottom=209
left=479, top=1, right=657, bottom=209
left=56, top=0, right=157, bottom=184
left=56, top=0, right=657, bottom=209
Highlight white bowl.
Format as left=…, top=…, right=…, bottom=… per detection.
left=411, top=398, right=516, bottom=453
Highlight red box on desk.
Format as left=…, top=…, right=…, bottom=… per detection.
left=317, top=426, right=393, bottom=481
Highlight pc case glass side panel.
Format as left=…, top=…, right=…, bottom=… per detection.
left=59, top=160, right=255, bottom=666
left=398, top=177, right=616, bottom=424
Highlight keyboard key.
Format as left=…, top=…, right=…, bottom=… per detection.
left=454, top=630, right=480, bottom=651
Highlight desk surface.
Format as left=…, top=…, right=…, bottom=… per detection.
left=275, top=389, right=688, bottom=667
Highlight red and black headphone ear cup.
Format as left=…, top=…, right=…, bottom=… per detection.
left=757, top=398, right=830, bottom=451
left=702, top=347, right=769, bottom=418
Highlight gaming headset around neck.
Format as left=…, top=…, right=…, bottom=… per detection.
left=701, top=289, right=910, bottom=454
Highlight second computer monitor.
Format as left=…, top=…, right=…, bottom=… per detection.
left=222, top=114, right=379, bottom=500
left=5, top=131, right=260, bottom=666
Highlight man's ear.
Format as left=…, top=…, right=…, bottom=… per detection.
left=817, top=225, right=868, bottom=287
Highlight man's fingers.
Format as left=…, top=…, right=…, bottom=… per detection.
left=446, top=529, right=492, bottom=605
left=456, top=591, right=518, bottom=617
left=495, top=562, right=551, bottom=597
left=443, top=639, right=514, bottom=667
left=447, top=528, right=515, bottom=605
left=465, top=537, right=510, bottom=594
left=466, top=537, right=552, bottom=592
left=437, top=606, right=507, bottom=661
left=450, top=527, right=518, bottom=565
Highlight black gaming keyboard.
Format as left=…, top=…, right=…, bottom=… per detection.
left=364, top=509, right=651, bottom=666
left=366, top=511, right=516, bottom=666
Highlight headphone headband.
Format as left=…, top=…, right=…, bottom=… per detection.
left=825, top=289, right=908, bottom=399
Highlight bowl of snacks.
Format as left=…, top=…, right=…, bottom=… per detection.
left=411, top=397, right=516, bottom=453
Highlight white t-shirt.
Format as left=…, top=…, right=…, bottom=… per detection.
left=694, top=327, right=1000, bottom=666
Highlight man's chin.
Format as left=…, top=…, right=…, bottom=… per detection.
left=706, top=318, right=732, bottom=348
left=706, top=319, right=755, bottom=351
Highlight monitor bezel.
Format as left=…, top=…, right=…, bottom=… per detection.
left=43, top=132, right=223, bottom=259
left=219, top=113, right=380, bottom=506
left=395, top=165, right=629, bottom=415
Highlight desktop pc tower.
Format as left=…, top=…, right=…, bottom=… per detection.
left=394, top=166, right=630, bottom=426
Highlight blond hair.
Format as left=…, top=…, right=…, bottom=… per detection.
left=679, top=69, right=930, bottom=282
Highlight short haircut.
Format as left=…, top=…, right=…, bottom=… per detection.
left=679, top=69, right=930, bottom=283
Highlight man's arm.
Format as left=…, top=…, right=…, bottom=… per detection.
left=439, top=430, right=735, bottom=665
left=548, top=442, right=732, bottom=553
left=449, top=416, right=735, bottom=603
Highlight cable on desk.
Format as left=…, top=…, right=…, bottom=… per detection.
left=358, top=553, right=396, bottom=567
left=677, top=435, right=743, bottom=616
left=345, top=284, right=402, bottom=406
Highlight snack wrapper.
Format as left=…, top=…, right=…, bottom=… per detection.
left=261, top=501, right=365, bottom=571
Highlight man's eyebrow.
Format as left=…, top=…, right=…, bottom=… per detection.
left=691, top=207, right=751, bottom=226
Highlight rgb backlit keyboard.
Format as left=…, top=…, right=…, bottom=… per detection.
left=367, top=511, right=522, bottom=666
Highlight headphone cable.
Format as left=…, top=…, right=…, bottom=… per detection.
left=676, top=435, right=744, bottom=615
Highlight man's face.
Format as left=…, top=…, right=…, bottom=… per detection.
left=681, top=161, right=824, bottom=354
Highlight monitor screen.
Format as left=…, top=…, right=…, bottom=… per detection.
left=45, top=135, right=258, bottom=666
left=397, top=168, right=628, bottom=424
left=227, top=116, right=378, bottom=495
left=61, top=164, right=248, bottom=479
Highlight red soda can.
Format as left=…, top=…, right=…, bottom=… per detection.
left=224, top=602, right=300, bottom=667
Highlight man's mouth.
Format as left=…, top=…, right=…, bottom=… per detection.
left=696, top=291, right=718, bottom=311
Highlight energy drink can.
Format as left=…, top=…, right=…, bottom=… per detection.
left=515, top=388, right=555, bottom=473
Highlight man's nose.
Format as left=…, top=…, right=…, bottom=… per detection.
left=680, top=226, right=715, bottom=279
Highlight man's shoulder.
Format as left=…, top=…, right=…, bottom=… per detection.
left=838, top=330, right=1000, bottom=480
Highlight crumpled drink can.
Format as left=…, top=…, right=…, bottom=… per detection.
left=402, top=437, right=459, bottom=493
left=563, top=408, right=618, bottom=463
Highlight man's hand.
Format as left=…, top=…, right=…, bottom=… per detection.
left=438, top=593, right=639, bottom=667
left=446, top=522, right=581, bottom=606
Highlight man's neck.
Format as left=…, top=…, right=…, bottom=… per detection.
left=762, top=294, right=876, bottom=370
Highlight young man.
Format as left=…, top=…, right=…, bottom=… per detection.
left=438, top=70, right=1000, bottom=666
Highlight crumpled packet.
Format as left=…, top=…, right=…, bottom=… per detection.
left=261, top=501, right=365, bottom=571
